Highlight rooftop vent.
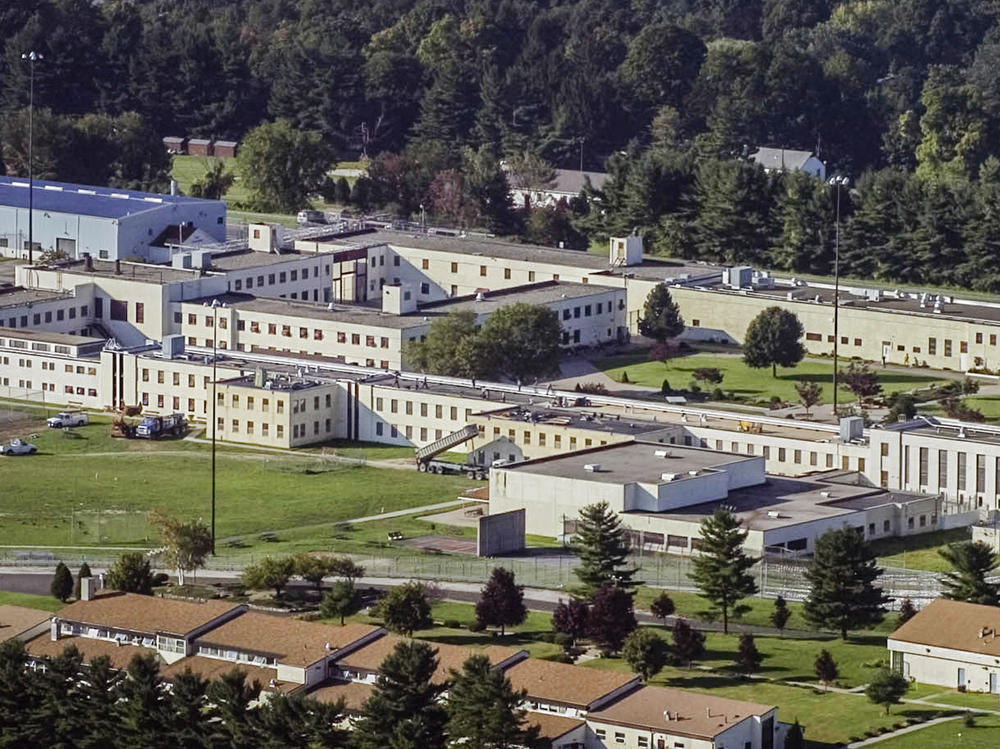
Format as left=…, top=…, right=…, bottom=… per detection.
left=654, top=449, right=671, bottom=458
left=819, top=491, right=832, bottom=498
left=688, top=470, right=699, bottom=476
left=661, top=473, right=677, bottom=482
left=767, top=511, right=783, bottom=519
left=584, top=463, right=601, bottom=472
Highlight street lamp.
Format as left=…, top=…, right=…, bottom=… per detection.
left=21, top=51, right=43, bottom=266
left=829, top=175, right=850, bottom=417
left=208, top=298, right=222, bottom=554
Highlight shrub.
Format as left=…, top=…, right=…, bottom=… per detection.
left=711, top=387, right=725, bottom=400
left=442, top=619, right=462, bottom=629
left=541, top=651, right=574, bottom=664
left=661, top=379, right=671, bottom=394
left=467, top=620, right=486, bottom=633
left=620, top=370, right=630, bottom=383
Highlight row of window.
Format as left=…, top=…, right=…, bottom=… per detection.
left=913, top=448, right=998, bottom=494
left=231, top=264, right=331, bottom=292
left=378, top=398, right=473, bottom=422
left=215, top=417, right=333, bottom=440
left=5, top=304, right=88, bottom=329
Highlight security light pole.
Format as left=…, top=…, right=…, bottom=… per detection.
left=829, top=175, right=850, bottom=417
left=22, top=51, right=42, bottom=266
left=210, top=298, right=221, bottom=554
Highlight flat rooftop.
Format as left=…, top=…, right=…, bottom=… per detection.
left=630, top=475, right=931, bottom=532
left=36, top=258, right=207, bottom=284
left=208, top=249, right=325, bottom=271
left=0, top=286, right=71, bottom=309
left=500, top=440, right=757, bottom=484
left=477, top=405, right=678, bottom=438
left=0, top=177, right=221, bottom=219
left=887, top=417, right=1000, bottom=447
left=0, top=327, right=105, bottom=347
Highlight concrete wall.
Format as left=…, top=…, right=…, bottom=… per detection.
left=477, top=509, right=526, bottom=557
left=890, top=639, right=1000, bottom=692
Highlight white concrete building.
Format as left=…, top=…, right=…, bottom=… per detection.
left=888, top=598, right=1000, bottom=693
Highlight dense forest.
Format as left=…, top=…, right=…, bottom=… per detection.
left=3, top=0, right=1000, bottom=288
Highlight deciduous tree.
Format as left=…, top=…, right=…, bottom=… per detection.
left=320, top=580, right=359, bottom=625
left=478, top=303, right=562, bottom=383
left=588, top=586, right=637, bottom=655
left=795, top=381, right=822, bottom=417
left=743, top=307, right=805, bottom=377
left=622, top=628, right=669, bottom=682
left=814, top=649, right=838, bottom=688
left=552, top=598, right=590, bottom=646
left=770, top=595, right=791, bottom=635
left=865, top=669, right=909, bottom=714
left=475, top=568, right=527, bottom=636
left=151, top=512, right=212, bottom=587
left=106, top=552, right=155, bottom=595
left=649, top=591, right=675, bottom=622
left=896, top=599, right=917, bottom=627
left=375, top=582, right=433, bottom=637
left=238, top=119, right=333, bottom=213
left=242, top=556, right=295, bottom=599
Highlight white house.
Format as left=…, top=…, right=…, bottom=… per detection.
left=750, top=148, right=826, bottom=180
left=888, top=598, right=1000, bottom=693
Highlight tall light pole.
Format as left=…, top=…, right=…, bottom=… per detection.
left=208, top=298, right=221, bottom=554
left=829, top=175, right=850, bottom=417
left=22, top=51, right=42, bottom=266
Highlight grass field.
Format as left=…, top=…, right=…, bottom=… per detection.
left=597, top=352, right=951, bottom=405
left=1, top=420, right=478, bottom=549
left=0, top=590, right=65, bottom=612
left=874, top=714, right=999, bottom=747
left=921, top=395, right=1000, bottom=424
left=868, top=528, right=971, bottom=572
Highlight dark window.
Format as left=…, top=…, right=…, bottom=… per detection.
left=110, top=300, right=127, bottom=321
left=135, top=303, right=144, bottom=324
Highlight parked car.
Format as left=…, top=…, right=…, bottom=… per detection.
left=1, top=438, right=37, bottom=456
left=47, top=411, right=89, bottom=428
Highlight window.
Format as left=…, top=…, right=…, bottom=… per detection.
left=961, top=341, right=969, bottom=353
left=778, top=447, right=786, bottom=461
left=420, top=282, right=429, bottom=294
left=945, top=339, right=952, bottom=357
left=854, top=338, right=862, bottom=346
left=928, top=337, right=937, bottom=355
left=937, top=450, right=947, bottom=489
left=480, top=265, right=487, bottom=276
left=806, top=332, right=822, bottom=341
left=110, top=300, right=127, bottom=321
left=528, top=271, right=535, bottom=282
left=919, top=447, right=929, bottom=485
left=504, top=268, right=511, bottom=280
left=421, top=259, right=429, bottom=270
left=977, top=454, right=986, bottom=494
left=958, top=452, right=967, bottom=491
left=977, top=332, right=984, bottom=344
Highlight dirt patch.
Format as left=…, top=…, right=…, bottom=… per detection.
left=0, top=408, right=45, bottom=443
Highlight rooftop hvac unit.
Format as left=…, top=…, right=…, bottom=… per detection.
left=654, top=449, right=671, bottom=458
left=584, top=463, right=601, bottom=472
left=767, top=511, right=782, bottom=519
left=661, top=473, right=677, bottom=482
left=839, top=416, right=864, bottom=443
left=688, top=470, right=699, bottom=476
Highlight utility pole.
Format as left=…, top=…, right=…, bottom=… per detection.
left=209, top=298, right=221, bottom=554
left=22, top=51, right=42, bottom=266
left=829, top=175, right=850, bottom=417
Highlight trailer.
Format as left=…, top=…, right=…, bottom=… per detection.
left=414, top=425, right=485, bottom=479
left=135, top=413, right=188, bottom=439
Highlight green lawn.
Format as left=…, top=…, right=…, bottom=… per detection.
left=1, top=421, right=478, bottom=548
left=922, top=396, right=1000, bottom=424
left=171, top=155, right=250, bottom=205
left=597, top=352, right=950, bottom=405
left=0, top=590, right=64, bottom=612
left=869, top=528, right=971, bottom=572
left=874, top=714, right=999, bottom=747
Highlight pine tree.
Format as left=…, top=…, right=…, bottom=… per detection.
left=743, top=307, right=805, bottom=377
left=207, top=669, right=260, bottom=746
left=50, top=562, right=73, bottom=602
left=588, top=586, right=638, bottom=655
left=78, top=655, right=123, bottom=749
left=256, top=693, right=348, bottom=748
left=690, top=508, right=758, bottom=634
left=164, top=668, right=212, bottom=749
left=446, top=654, right=538, bottom=749
left=938, top=541, right=1000, bottom=605
left=785, top=720, right=805, bottom=749
left=735, top=633, right=762, bottom=675
left=475, top=568, right=527, bottom=636
left=115, top=654, right=170, bottom=746
left=622, top=628, right=670, bottom=682
left=353, top=640, right=447, bottom=749
left=770, top=596, right=791, bottom=636
left=814, top=649, right=838, bottom=688
left=671, top=619, right=705, bottom=669
left=804, top=527, right=888, bottom=639
left=649, top=591, right=676, bottom=622
left=638, top=284, right=685, bottom=342
left=571, top=501, right=637, bottom=594
left=896, top=599, right=917, bottom=627
left=772, top=171, right=833, bottom=273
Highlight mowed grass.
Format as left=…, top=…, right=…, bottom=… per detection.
left=0, top=421, right=478, bottom=547
left=170, top=155, right=250, bottom=205
left=868, top=528, right=971, bottom=572
left=921, top=395, right=1000, bottom=424
left=0, top=590, right=64, bottom=612
left=874, top=714, right=1000, bottom=747
left=597, top=352, right=950, bottom=405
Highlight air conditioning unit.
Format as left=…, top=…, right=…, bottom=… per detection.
left=584, top=463, right=601, bottom=472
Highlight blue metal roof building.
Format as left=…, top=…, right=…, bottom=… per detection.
left=0, top=178, right=226, bottom=262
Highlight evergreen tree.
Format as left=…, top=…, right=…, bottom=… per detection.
left=649, top=591, right=676, bottom=622
left=77, top=655, right=123, bottom=749
left=814, top=649, right=838, bottom=687
left=571, top=501, right=637, bottom=594
left=896, top=599, right=917, bottom=627
left=256, top=694, right=347, bottom=749
left=445, top=654, right=538, bottom=749
left=690, top=508, right=758, bottom=634
left=0, top=639, right=38, bottom=743
left=804, top=527, right=888, bottom=639
left=865, top=669, right=909, bottom=714
left=735, top=633, right=762, bottom=675
left=770, top=595, right=791, bottom=635
left=353, top=640, right=447, bottom=749
left=773, top=171, right=833, bottom=273
left=742, top=307, right=805, bottom=377
left=475, top=568, right=527, bottom=636
left=552, top=598, right=590, bottom=646
left=785, top=720, right=805, bottom=749
left=165, top=668, right=213, bottom=749
left=27, top=644, right=85, bottom=746
left=938, top=541, right=1000, bottom=605
left=50, top=562, right=73, bottom=602
left=106, top=552, right=155, bottom=595
left=671, top=619, right=705, bottom=669
left=320, top=580, right=359, bottom=625
left=207, top=670, right=260, bottom=747
left=115, top=654, right=170, bottom=746
left=638, top=284, right=685, bottom=342
left=375, top=582, right=434, bottom=637
left=621, top=628, right=669, bottom=682
left=587, top=586, right=638, bottom=655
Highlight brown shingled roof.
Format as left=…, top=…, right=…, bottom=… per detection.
left=587, top=685, right=774, bottom=740
left=889, top=598, right=1000, bottom=656
left=25, top=634, right=155, bottom=670
left=195, top=612, right=381, bottom=668
left=56, top=592, right=241, bottom=637
left=505, top=659, right=639, bottom=709
left=0, top=605, right=50, bottom=642
left=160, top=655, right=287, bottom=692
left=338, top=634, right=526, bottom=684
left=307, top=680, right=374, bottom=712
left=525, top=712, right=585, bottom=741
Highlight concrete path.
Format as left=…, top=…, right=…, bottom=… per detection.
left=846, top=715, right=962, bottom=747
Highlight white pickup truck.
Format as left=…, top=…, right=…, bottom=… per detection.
left=1, top=438, right=37, bottom=456
left=47, top=411, right=89, bottom=428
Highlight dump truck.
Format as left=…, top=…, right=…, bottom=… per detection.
left=135, top=413, right=187, bottom=439
left=47, top=410, right=89, bottom=428
left=415, top=424, right=485, bottom=478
